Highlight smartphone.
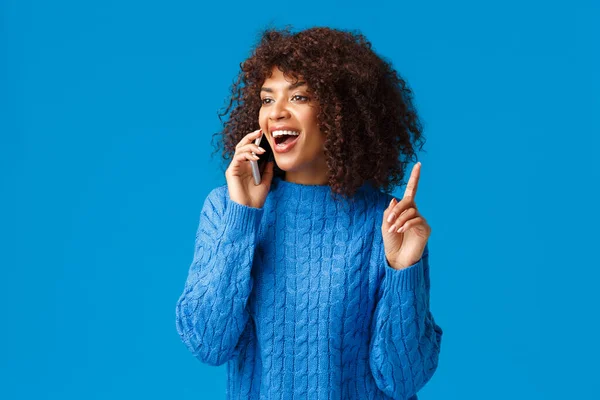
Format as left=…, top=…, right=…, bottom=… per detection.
left=250, top=130, right=273, bottom=185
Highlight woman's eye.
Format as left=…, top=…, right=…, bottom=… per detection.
left=261, top=95, right=308, bottom=105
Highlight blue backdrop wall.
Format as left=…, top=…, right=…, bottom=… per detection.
left=2, top=0, right=599, bottom=399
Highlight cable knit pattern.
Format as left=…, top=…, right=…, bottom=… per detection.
left=175, top=176, right=443, bottom=400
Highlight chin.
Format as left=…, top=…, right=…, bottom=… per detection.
left=273, top=158, right=304, bottom=172
left=273, top=160, right=294, bottom=171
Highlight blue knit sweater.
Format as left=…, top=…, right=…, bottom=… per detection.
left=175, top=176, right=443, bottom=399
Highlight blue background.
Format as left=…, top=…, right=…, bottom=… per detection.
left=2, top=0, right=599, bottom=398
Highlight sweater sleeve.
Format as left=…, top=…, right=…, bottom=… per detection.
left=175, top=186, right=264, bottom=366
left=369, top=242, right=443, bottom=399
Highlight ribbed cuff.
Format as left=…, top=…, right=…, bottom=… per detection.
left=223, top=194, right=265, bottom=233
left=383, top=256, right=425, bottom=292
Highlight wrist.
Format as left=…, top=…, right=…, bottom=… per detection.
left=385, top=255, right=418, bottom=271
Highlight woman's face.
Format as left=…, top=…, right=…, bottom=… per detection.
left=258, top=66, right=328, bottom=184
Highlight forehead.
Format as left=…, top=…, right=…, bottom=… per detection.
left=262, top=66, right=305, bottom=86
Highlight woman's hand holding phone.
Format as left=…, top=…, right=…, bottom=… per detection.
left=225, top=129, right=275, bottom=209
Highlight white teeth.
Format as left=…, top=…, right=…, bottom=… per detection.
left=272, top=130, right=300, bottom=138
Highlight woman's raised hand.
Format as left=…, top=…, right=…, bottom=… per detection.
left=381, top=162, right=431, bottom=270
left=225, top=129, right=275, bottom=209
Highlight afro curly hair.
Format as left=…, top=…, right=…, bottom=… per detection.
left=211, top=25, right=426, bottom=201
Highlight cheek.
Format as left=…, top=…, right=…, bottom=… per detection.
left=259, top=111, right=269, bottom=130
left=304, top=110, right=320, bottom=129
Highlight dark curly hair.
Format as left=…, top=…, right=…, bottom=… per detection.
left=211, top=25, right=426, bottom=201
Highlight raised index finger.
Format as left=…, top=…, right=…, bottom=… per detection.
left=402, top=162, right=422, bottom=201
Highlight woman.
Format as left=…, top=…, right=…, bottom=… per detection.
left=175, top=26, right=443, bottom=400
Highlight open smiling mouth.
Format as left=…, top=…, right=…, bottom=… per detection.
left=272, top=131, right=301, bottom=153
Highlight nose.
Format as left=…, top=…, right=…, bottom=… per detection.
left=268, top=98, right=291, bottom=121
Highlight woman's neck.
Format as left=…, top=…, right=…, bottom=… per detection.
left=282, top=169, right=329, bottom=186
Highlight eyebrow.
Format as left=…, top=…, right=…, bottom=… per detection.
left=260, top=81, right=307, bottom=93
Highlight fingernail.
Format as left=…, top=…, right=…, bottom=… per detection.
left=258, top=147, right=266, bottom=153
left=387, top=225, right=396, bottom=233
left=387, top=213, right=395, bottom=223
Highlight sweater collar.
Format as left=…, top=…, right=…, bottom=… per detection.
left=271, top=176, right=376, bottom=203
